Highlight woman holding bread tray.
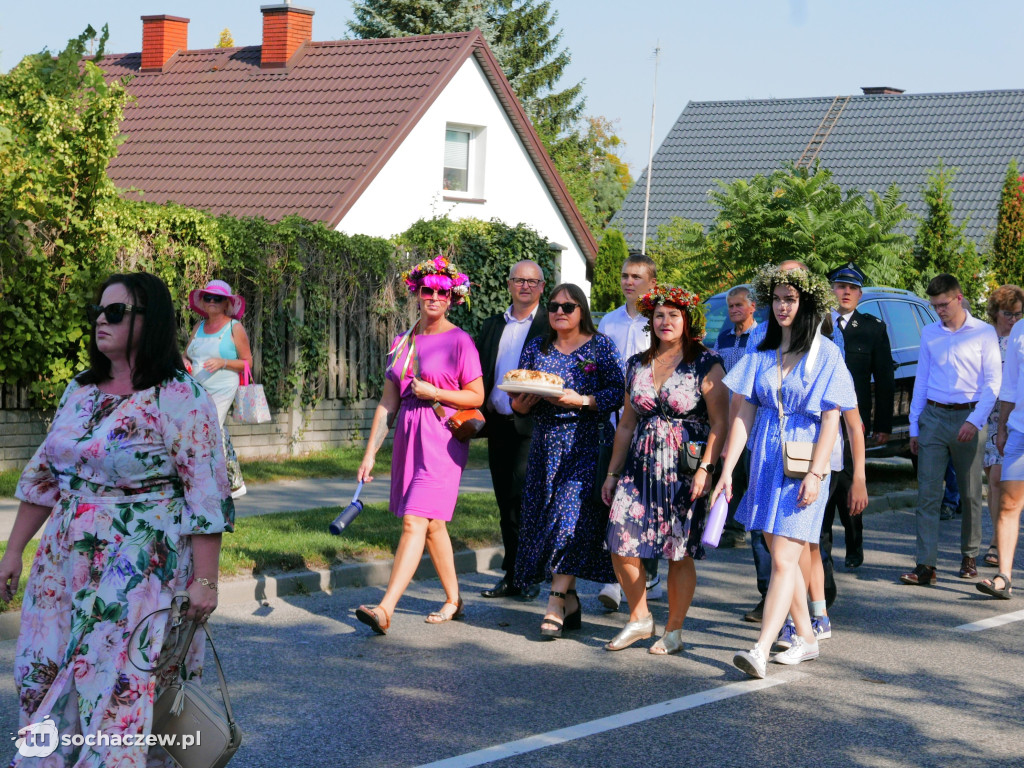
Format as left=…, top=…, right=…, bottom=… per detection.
left=510, top=283, right=624, bottom=638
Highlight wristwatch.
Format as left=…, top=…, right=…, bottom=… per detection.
left=698, top=462, right=715, bottom=474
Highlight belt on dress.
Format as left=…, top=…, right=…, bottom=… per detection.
left=926, top=399, right=977, bottom=411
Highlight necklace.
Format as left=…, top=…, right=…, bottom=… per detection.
left=654, top=351, right=682, bottom=366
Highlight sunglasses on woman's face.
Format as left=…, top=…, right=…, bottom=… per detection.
left=87, top=303, right=146, bottom=325
left=202, top=293, right=228, bottom=303
left=419, top=287, right=451, bottom=299
left=547, top=301, right=579, bottom=314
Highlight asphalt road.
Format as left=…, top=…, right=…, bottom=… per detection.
left=2, top=505, right=1019, bottom=768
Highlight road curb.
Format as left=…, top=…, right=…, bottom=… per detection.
left=0, top=489, right=925, bottom=643
left=0, top=547, right=505, bottom=642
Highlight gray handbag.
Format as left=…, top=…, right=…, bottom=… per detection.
left=130, top=592, right=242, bottom=768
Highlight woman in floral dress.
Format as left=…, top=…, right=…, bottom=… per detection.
left=511, top=283, right=624, bottom=638
left=0, top=273, right=233, bottom=767
left=600, top=285, right=728, bottom=654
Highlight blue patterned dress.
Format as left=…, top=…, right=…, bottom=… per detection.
left=723, top=337, right=856, bottom=542
left=513, top=334, right=624, bottom=587
left=606, top=349, right=724, bottom=561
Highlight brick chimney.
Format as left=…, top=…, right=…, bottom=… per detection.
left=261, top=2, right=314, bottom=68
left=861, top=86, right=905, bottom=95
left=140, top=15, right=189, bottom=72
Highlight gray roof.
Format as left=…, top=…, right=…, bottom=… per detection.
left=612, top=89, right=1024, bottom=247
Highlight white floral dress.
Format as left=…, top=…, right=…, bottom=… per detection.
left=606, top=349, right=724, bottom=561
left=12, top=374, right=234, bottom=767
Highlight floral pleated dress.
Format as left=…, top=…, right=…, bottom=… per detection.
left=512, top=334, right=624, bottom=588
left=12, top=374, right=234, bottom=768
left=606, top=349, right=723, bottom=561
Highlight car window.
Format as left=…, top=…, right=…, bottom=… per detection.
left=702, top=295, right=768, bottom=343
left=703, top=297, right=729, bottom=341
left=881, top=300, right=923, bottom=350
left=914, top=303, right=939, bottom=327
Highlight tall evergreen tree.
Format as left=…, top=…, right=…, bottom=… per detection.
left=348, top=0, right=582, bottom=136
left=347, top=0, right=493, bottom=39
left=914, top=160, right=985, bottom=301
left=993, top=158, right=1024, bottom=285
left=490, top=1, right=583, bottom=135
left=591, top=229, right=628, bottom=312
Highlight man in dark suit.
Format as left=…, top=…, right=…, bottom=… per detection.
left=824, top=263, right=895, bottom=569
left=475, top=260, right=548, bottom=599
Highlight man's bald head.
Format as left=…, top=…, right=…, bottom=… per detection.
left=778, top=259, right=808, bottom=272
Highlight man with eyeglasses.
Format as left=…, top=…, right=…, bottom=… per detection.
left=475, top=261, right=548, bottom=599
left=596, top=251, right=663, bottom=610
left=902, top=274, right=1001, bottom=586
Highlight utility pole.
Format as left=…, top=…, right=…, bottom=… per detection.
left=640, top=43, right=660, bottom=255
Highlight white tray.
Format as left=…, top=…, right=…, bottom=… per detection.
left=497, top=382, right=565, bottom=397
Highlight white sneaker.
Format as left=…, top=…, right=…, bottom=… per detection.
left=598, top=583, right=621, bottom=611
left=645, top=574, right=665, bottom=601
left=733, top=646, right=767, bottom=679
left=772, top=634, right=819, bottom=665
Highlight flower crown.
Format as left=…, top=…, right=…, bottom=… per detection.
left=752, top=264, right=836, bottom=315
left=402, top=256, right=471, bottom=305
left=636, top=283, right=707, bottom=338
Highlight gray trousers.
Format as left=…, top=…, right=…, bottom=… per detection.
left=915, top=403, right=984, bottom=566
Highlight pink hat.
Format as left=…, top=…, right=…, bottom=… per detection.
left=189, top=280, right=246, bottom=319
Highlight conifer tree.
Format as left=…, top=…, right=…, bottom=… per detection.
left=914, top=160, right=985, bottom=300
left=992, top=158, right=1024, bottom=285
left=591, top=229, right=628, bottom=312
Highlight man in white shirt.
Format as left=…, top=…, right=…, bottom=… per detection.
left=901, top=274, right=1001, bottom=587
left=982, top=316, right=1024, bottom=598
left=475, top=260, right=548, bottom=599
left=596, top=251, right=662, bottom=609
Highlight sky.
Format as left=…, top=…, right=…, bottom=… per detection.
left=3, top=1, right=1024, bottom=175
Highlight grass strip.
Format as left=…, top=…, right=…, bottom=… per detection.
left=220, top=492, right=500, bottom=577
left=0, top=441, right=490, bottom=497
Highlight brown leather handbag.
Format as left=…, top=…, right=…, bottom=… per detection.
left=445, top=408, right=486, bottom=441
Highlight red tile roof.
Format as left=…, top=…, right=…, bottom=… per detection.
left=98, top=30, right=597, bottom=263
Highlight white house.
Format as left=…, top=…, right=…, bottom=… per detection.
left=99, top=4, right=596, bottom=288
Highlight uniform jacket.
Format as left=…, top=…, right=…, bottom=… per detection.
left=839, top=308, right=895, bottom=434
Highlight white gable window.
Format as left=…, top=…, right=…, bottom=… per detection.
left=443, top=128, right=471, bottom=191
left=442, top=123, right=485, bottom=199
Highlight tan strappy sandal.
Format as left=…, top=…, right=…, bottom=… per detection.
left=425, top=596, right=465, bottom=624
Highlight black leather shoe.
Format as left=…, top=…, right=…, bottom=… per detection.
left=521, top=582, right=541, bottom=601
left=845, top=552, right=864, bottom=568
left=481, top=576, right=522, bottom=599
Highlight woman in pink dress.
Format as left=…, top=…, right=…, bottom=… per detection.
left=355, top=257, right=484, bottom=635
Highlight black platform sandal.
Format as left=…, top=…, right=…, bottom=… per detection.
left=540, top=590, right=568, bottom=638
left=977, top=573, right=1013, bottom=600
left=563, top=589, right=582, bottom=632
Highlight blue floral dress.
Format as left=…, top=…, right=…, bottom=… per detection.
left=606, top=349, right=724, bottom=561
left=723, top=338, right=856, bottom=542
left=13, top=374, right=234, bottom=768
left=513, top=334, right=624, bottom=588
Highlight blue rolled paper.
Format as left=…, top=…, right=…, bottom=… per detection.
left=329, top=480, right=364, bottom=535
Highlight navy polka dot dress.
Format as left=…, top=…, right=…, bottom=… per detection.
left=512, top=334, right=624, bottom=588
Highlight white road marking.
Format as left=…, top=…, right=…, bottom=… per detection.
left=953, top=608, right=1024, bottom=633
left=415, top=671, right=807, bottom=768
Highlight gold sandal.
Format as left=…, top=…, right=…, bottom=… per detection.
left=425, top=596, right=464, bottom=624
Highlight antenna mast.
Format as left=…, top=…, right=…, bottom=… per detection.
left=640, top=43, right=660, bottom=255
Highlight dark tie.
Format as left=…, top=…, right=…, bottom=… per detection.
left=837, top=317, right=846, bottom=332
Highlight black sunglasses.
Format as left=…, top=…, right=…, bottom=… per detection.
left=547, top=301, right=579, bottom=314
left=202, top=293, right=228, bottom=303
left=87, top=303, right=146, bottom=325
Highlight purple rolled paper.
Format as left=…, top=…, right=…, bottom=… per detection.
left=701, top=492, right=730, bottom=548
